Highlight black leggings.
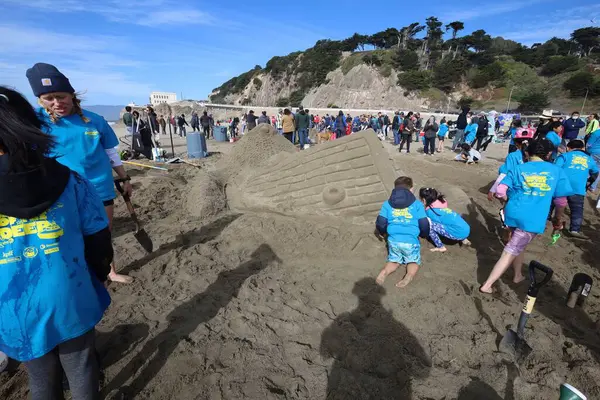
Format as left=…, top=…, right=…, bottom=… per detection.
left=473, top=136, right=485, bottom=150
left=202, top=125, right=210, bottom=139
left=283, top=132, right=293, bottom=143
left=399, top=133, right=412, bottom=152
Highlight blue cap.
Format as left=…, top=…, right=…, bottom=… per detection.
left=26, top=63, right=75, bottom=97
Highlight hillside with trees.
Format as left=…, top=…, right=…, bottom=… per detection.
left=210, top=21, right=600, bottom=113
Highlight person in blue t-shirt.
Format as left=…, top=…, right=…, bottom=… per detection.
left=0, top=87, right=112, bottom=399
left=26, top=63, right=133, bottom=284
left=375, top=176, right=430, bottom=288
left=419, top=188, right=471, bottom=253
left=545, top=121, right=563, bottom=160
left=480, top=140, right=573, bottom=294
left=554, top=140, right=599, bottom=238
left=464, top=117, right=479, bottom=145
left=436, top=118, right=449, bottom=153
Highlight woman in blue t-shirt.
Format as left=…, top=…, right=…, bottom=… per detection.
left=480, top=140, right=573, bottom=294
left=0, top=87, right=112, bottom=399
left=26, top=63, right=132, bottom=283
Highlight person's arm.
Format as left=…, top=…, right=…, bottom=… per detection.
left=100, top=118, right=132, bottom=196
left=375, top=203, right=389, bottom=236
left=415, top=202, right=430, bottom=237
left=73, top=173, right=113, bottom=282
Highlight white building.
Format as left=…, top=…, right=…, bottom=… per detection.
left=150, top=92, right=177, bottom=106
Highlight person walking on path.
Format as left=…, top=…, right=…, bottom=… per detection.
left=170, top=114, right=178, bottom=136
left=452, top=106, right=470, bottom=151
left=282, top=108, right=295, bottom=143
left=190, top=112, right=199, bottom=132
left=295, top=106, right=311, bottom=148
left=26, top=62, right=132, bottom=284
left=158, top=115, right=166, bottom=135
left=423, top=116, right=438, bottom=156
left=177, top=114, right=188, bottom=137
left=200, top=111, right=211, bottom=139
left=0, top=86, right=114, bottom=400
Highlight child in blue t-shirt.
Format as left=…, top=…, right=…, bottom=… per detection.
left=554, top=139, right=599, bottom=238
left=480, top=140, right=573, bottom=294
left=488, top=128, right=532, bottom=201
left=464, top=117, right=479, bottom=145
left=0, top=87, right=113, bottom=398
left=375, top=177, right=430, bottom=288
left=436, top=118, right=449, bottom=153
left=419, top=188, right=471, bottom=252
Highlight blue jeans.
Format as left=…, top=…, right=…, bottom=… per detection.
left=591, top=154, right=600, bottom=191
left=568, top=195, right=585, bottom=232
left=393, top=129, right=400, bottom=145
left=298, top=128, right=308, bottom=147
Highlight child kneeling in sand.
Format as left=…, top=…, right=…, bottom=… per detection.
left=375, top=176, right=430, bottom=288
left=419, top=187, right=471, bottom=252
left=455, top=143, right=481, bottom=164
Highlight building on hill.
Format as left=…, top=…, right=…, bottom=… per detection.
left=150, top=91, right=177, bottom=106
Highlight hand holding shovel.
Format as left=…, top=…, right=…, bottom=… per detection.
left=114, top=178, right=153, bottom=253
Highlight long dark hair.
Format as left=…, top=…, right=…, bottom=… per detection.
left=0, top=86, right=56, bottom=171
left=419, top=187, right=446, bottom=209
left=527, top=139, right=553, bottom=161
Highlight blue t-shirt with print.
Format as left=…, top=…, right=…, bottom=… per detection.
left=438, top=124, right=449, bottom=137
left=555, top=150, right=599, bottom=196
left=465, top=123, right=478, bottom=143
left=501, top=161, right=574, bottom=234
left=39, top=109, right=119, bottom=201
left=0, top=174, right=111, bottom=362
left=378, top=201, right=426, bottom=245
left=426, top=207, right=470, bottom=240
left=499, top=149, right=524, bottom=174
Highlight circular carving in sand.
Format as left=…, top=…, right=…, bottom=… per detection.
left=323, top=185, right=346, bottom=205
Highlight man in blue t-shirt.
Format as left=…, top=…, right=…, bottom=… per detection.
left=375, top=177, right=429, bottom=288
left=555, top=140, right=599, bottom=238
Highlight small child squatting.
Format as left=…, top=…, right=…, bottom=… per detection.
left=375, top=177, right=430, bottom=288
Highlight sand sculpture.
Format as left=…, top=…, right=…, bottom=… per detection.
left=225, top=125, right=397, bottom=224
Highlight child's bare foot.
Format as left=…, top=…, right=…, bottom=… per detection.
left=396, top=274, right=414, bottom=288
left=513, top=275, right=526, bottom=284
left=479, top=285, right=494, bottom=294
left=376, top=271, right=388, bottom=285
left=430, top=247, right=447, bottom=253
left=462, top=239, right=471, bottom=246
left=108, top=272, right=133, bottom=284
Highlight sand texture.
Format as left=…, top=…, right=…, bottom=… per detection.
left=1, top=129, right=600, bottom=400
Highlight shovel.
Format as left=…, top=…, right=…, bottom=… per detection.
left=114, top=179, right=153, bottom=253
left=499, top=260, right=553, bottom=361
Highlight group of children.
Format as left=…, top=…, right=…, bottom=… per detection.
left=375, top=131, right=599, bottom=293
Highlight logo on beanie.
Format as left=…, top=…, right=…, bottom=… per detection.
left=41, top=78, right=52, bottom=86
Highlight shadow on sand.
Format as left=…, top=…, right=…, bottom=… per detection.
left=319, top=277, right=431, bottom=400
left=101, top=243, right=281, bottom=398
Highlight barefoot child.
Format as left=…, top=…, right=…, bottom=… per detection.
left=436, top=118, right=449, bottom=153
left=375, top=177, right=430, bottom=288
left=488, top=128, right=532, bottom=201
left=554, top=139, right=599, bottom=239
left=419, top=188, right=471, bottom=252
left=480, top=139, right=573, bottom=293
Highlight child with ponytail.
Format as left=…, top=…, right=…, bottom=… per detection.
left=480, top=139, right=574, bottom=294
left=419, top=188, right=471, bottom=252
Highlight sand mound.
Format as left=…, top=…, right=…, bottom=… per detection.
left=218, top=124, right=295, bottom=182
left=186, top=170, right=227, bottom=219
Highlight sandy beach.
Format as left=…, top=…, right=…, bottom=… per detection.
left=2, top=126, right=600, bottom=400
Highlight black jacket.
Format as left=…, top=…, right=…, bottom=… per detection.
left=476, top=116, right=489, bottom=138
left=0, top=157, right=113, bottom=282
left=456, top=107, right=470, bottom=130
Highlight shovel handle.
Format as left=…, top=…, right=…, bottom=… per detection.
left=527, top=261, right=553, bottom=297
left=114, top=178, right=140, bottom=228
left=114, top=178, right=132, bottom=202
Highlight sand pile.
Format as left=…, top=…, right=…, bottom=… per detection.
left=217, top=124, right=295, bottom=182
left=186, top=170, right=228, bottom=219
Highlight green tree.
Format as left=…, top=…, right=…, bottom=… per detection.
left=432, top=58, right=469, bottom=92
left=342, top=33, right=369, bottom=51
left=457, top=96, right=473, bottom=109
left=571, top=27, right=600, bottom=56
left=289, top=90, right=305, bottom=107
left=397, top=70, right=431, bottom=91
left=399, top=22, right=425, bottom=49
left=463, top=29, right=492, bottom=53
left=516, top=91, right=550, bottom=113
left=540, top=55, right=580, bottom=76
left=392, top=49, right=419, bottom=71
left=253, top=77, right=263, bottom=89
left=276, top=97, right=289, bottom=107
left=445, top=21, right=464, bottom=40
left=425, top=16, right=444, bottom=50
left=563, top=71, right=596, bottom=97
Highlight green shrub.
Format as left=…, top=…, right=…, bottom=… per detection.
left=276, top=97, right=289, bottom=107
left=517, top=91, right=550, bottom=113
left=341, top=53, right=364, bottom=74
left=327, top=103, right=339, bottom=108
left=289, top=90, right=305, bottom=107
left=457, top=96, right=474, bottom=109
left=432, top=58, right=468, bottom=92
left=541, top=56, right=580, bottom=76
left=563, top=71, right=597, bottom=97
left=397, top=70, right=431, bottom=91
left=252, top=77, right=263, bottom=89
left=392, top=49, right=419, bottom=71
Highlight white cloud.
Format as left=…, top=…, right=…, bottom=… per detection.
left=1, top=0, right=216, bottom=26
left=0, top=24, right=153, bottom=103
left=439, top=0, right=553, bottom=22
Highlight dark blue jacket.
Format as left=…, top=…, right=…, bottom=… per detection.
left=562, top=117, right=586, bottom=140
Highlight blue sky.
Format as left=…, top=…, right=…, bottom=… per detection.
left=1, top=0, right=598, bottom=105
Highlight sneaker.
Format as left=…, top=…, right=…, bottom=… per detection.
left=568, top=231, right=588, bottom=240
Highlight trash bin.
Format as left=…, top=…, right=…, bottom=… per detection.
left=187, top=132, right=207, bottom=159
left=214, top=126, right=228, bottom=142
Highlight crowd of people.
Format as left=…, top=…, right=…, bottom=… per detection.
left=1, top=60, right=600, bottom=399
